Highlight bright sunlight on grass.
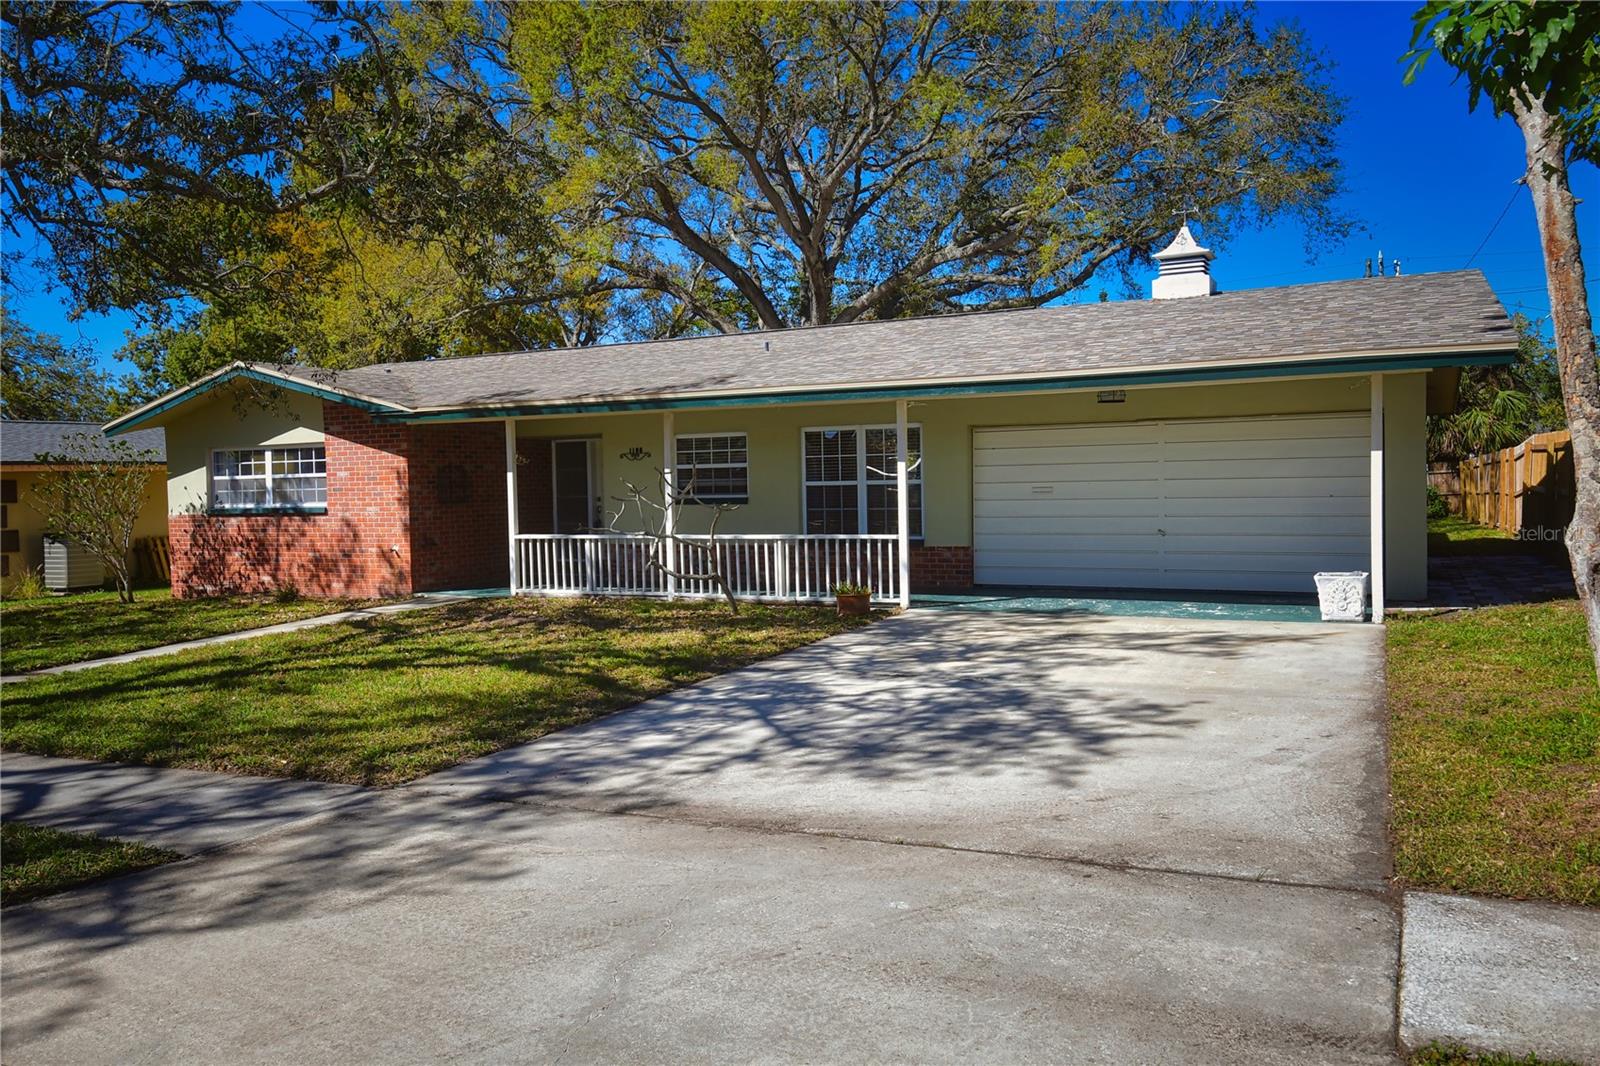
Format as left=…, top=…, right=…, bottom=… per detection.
left=1388, top=601, right=1599, bottom=905
left=1, top=822, right=179, bottom=907
left=1427, top=514, right=1513, bottom=542
left=0, top=588, right=377, bottom=673
left=0, top=597, right=871, bottom=786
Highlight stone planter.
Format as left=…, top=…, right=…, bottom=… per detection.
left=1314, top=571, right=1369, bottom=622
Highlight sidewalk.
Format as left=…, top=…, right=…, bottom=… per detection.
left=0, top=753, right=366, bottom=853
left=0, top=595, right=469, bottom=684
left=1402, top=890, right=1600, bottom=1062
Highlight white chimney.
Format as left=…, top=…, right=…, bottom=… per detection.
left=1151, top=223, right=1216, bottom=299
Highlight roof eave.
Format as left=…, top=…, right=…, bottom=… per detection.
left=103, top=362, right=412, bottom=436
left=373, top=343, right=1518, bottom=423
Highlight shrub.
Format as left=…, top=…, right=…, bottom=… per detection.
left=1426, top=484, right=1451, bottom=520
left=2, top=567, right=49, bottom=600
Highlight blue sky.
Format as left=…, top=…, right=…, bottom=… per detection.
left=5, top=0, right=1595, bottom=375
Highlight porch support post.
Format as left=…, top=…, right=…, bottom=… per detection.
left=1369, top=374, right=1386, bottom=622
left=896, top=398, right=912, bottom=610
left=504, top=418, right=520, bottom=595
left=662, top=411, right=677, bottom=600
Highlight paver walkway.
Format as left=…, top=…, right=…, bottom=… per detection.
left=0, top=595, right=468, bottom=684
left=0, top=753, right=365, bottom=853
left=1393, top=553, right=1576, bottom=611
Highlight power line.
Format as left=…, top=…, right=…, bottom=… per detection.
left=1465, top=182, right=1525, bottom=269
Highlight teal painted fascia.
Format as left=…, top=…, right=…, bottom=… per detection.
left=374, top=348, right=1516, bottom=424
left=105, top=366, right=406, bottom=436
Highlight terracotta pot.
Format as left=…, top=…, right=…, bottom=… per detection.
left=835, top=592, right=871, bottom=617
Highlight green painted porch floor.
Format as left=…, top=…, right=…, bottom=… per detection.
left=913, top=587, right=1326, bottom=623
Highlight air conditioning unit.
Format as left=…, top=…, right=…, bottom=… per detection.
left=43, top=535, right=105, bottom=592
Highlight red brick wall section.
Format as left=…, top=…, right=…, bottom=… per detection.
left=910, top=544, right=973, bottom=591
left=170, top=403, right=413, bottom=598
left=517, top=438, right=553, bottom=534
left=408, top=422, right=511, bottom=592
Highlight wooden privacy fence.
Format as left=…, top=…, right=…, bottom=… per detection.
left=1456, top=430, right=1574, bottom=540
left=135, top=535, right=172, bottom=582
left=1426, top=462, right=1461, bottom=513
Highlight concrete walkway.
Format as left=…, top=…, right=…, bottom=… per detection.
left=0, top=595, right=469, bottom=684
left=1, top=610, right=1594, bottom=1063
left=0, top=753, right=365, bottom=853
left=1401, top=891, right=1600, bottom=1062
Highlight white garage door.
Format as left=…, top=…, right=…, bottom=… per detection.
left=972, top=414, right=1370, bottom=594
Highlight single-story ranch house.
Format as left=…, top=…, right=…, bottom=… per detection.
left=104, top=229, right=1517, bottom=616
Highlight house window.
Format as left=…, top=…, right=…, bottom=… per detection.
left=210, top=446, right=327, bottom=512
left=803, top=425, right=922, bottom=537
left=675, top=433, right=749, bottom=504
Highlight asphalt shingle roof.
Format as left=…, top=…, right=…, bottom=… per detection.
left=308, top=270, right=1513, bottom=412
left=1, top=420, right=165, bottom=464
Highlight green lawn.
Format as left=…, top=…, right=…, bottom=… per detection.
left=1388, top=601, right=1599, bottom=905
left=0, top=588, right=377, bottom=673
left=1428, top=514, right=1513, bottom=542
left=1427, top=514, right=1540, bottom=559
left=1, top=597, right=870, bottom=786
left=1411, top=1043, right=1580, bottom=1066
left=2, top=822, right=180, bottom=907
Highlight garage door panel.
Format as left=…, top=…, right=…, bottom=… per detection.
left=1162, top=533, right=1367, bottom=556
left=1169, top=435, right=1369, bottom=462
left=973, top=442, right=1167, bottom=466
left=972, top=415, right=1370, bottom=593
left=1162, top=456, right=1369, bottom=481
left=975, top=513, right=1164, bottom=535
left=1160, top=514, right=1369, bottom=536
left=1168, top=496, right=1369, bottom=518
left=974, top=481, right=1166, bottom=502
left=1161, top=415, right=1367, bottom=443
left=1160, top=476, right=1368, bottom=500
left=976, top=460, right=1164, bottom=483
left=980, top=534, right=1168, bottom=554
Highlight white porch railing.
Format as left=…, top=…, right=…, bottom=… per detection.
left=513, top=533, right=901, bottom=605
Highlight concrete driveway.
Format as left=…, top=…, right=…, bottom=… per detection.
left=420, top=610, right=1391, bottom=889
left=1, top=611, right=1397, bottom=1064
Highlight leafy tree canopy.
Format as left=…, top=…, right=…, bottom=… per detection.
left=7, top=1, right=1351, bottom=384
left=1406, top=0, right=1600, bottom=163
left=1428, top=313, right=1566, bottom=460
left=415, top=0, right=1350, bottom=329
left=0, top=307, right=113, bottom=421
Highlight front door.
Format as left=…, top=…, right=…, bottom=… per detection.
left=552, top=439, right=596, bottom=532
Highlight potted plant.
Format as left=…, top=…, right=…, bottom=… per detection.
left=834, top=581, right=872, bottom=617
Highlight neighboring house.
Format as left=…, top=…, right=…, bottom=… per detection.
left=0, top=420, right=168, bottom=587
left=103, top=229, right=1517, bottom=612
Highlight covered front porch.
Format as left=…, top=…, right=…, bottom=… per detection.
left=468, top=368, right=1424, bottom=617
left=499, top=401, right=918, bottom=608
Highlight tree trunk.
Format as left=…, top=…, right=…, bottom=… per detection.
left=1511, top=95, right=1600, bottom=682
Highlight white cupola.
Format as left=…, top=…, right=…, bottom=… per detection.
left=1151, top=223, right=1217, bottom=299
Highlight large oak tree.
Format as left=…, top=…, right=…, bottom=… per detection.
left=6, top=1, right=1349, bottom=365
left=408, top=1, right=1349, bottom=330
